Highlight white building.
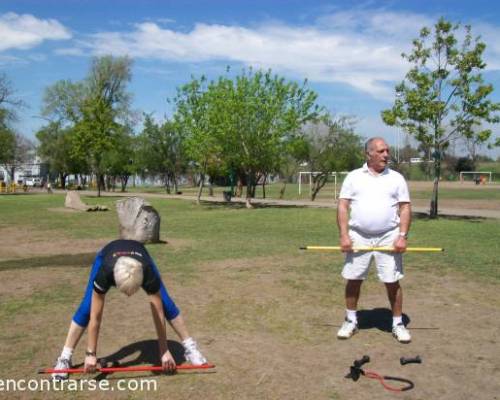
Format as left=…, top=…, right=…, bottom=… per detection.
left=0, top=155, right=48, bottom=186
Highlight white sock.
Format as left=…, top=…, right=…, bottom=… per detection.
left=346, top=309, right=357, bottom=324
left=61, top=346, right=73, bottom=360
left=393, top=316, right=403, bottom=327
left=182, top=337, right=195, bottom=348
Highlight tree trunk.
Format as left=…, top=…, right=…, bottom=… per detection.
left=279, top=181, right=287, bottom=200
left=310, top=174, right=328, bottom=201
left=429, top=157, right=441, bottom=218
left=164, top=174, right=171, bottom=194
left=120, top=175, right=129, bottom=192
left=245, top=172, right=254, bottom=208
left=172, top=174, right=178, bottom=194
left=235, top=177, right=243, bottom=197
left=97, top=173, right=101, bottom=197
left=59, top=172, right=66, bottom=189
left=208, top=176, right=214, bottom=196
left=261, top=173, right=267, bottom=199
left=196, top=173, right=204, bottom=205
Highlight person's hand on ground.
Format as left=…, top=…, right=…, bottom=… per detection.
left=84, top=355, right=97, bottom=373
left=161, top=350, right=176, bottom=373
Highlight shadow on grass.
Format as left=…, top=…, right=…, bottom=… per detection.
left=72, top=339, right=185, bottom=380
left=357, top=308, right=411, bottom=332
left=0, top=253, right=95, bottom=271
left=412, top=212, right=486, bottom=222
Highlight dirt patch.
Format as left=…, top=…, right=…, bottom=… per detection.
left=1, top=250, right=500, bottom=399
left=0, top=226, right=110, bottom=260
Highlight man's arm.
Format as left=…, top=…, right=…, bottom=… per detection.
left=84, top=290, right=105, bottom=372
left=337, top=198, right=352, bottom=252
left=149, top=292, right=176, bottom=372
left=393, top=202, right=412, bottom=252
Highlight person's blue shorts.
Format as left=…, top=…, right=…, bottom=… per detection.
left=72, top=251, right=180, bottom=327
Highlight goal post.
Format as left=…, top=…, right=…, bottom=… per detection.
left=298, top=171, right=348, bottom=200
left=459, top=171, right=492, bottom=183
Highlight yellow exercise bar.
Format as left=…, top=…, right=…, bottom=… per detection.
left=300, top=246, right=444, bottom=252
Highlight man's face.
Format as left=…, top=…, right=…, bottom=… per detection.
left=367, top=139, right=390, bottom=172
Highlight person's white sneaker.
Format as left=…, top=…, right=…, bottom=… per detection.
left=337, top=319, right=358, bottom=339
left=51, top=357, right=71, bottom=380
left=392, top=323, right=411, bottom=343
left=183, top=338, right=207, bottom=365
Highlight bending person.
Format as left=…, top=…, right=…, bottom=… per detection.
left=52, top=239, right=207, bottom=380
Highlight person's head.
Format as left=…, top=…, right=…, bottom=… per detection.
left=114, top=256, right=143, bottom=296
left=365, top=137, right=390, bottom=172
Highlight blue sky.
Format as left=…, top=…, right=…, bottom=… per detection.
left=1, top=0, right=500, bottom=157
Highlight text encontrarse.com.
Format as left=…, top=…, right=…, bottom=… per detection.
left=0, top=378, right=157, bottom=392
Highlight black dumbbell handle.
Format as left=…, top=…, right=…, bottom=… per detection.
left=400, top=356, right=422, bottom=365
left=354, top=355, right=370, bottom=367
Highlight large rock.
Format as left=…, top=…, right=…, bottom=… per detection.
left=65, top=191, right=108, bottom=211
left=116, top=197, right=161, bottom=243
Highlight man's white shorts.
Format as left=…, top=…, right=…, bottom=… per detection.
left=341, top=228, right=403, bottom=283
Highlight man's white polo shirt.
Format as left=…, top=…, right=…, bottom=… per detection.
left=339, top=163, right=410, bottom=234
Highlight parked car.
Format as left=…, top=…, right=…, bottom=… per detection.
left=25, top=177, right=42, bottom=187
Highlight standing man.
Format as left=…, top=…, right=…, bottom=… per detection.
left=336, top=137, right=412, bottom=343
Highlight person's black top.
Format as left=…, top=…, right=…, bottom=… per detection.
left=93, top=239, right=161, bottom=295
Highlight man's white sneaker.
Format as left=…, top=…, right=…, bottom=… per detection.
left=392, top=323, right=411, bottom=343
left=51, top=357, right=71, bottom=380
left=337, top=319, right=358, bottom=339
left=183, top=338, right=207, bottom=365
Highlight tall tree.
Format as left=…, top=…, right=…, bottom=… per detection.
left=137, top=115, right=186, bottom=194
left=101, top=127, right=137, bottom=192
left=36, top=122, right=86, bottom=188
left=303, top=117, right=364, bottom=201
left=173, top=76, right=224, bottom=204
left=0, top=74, right=25, bottom=170
left=382, top=18, right=500, bottom=217
left=215, top=69, right=322, bottom=207
left=73, top=56, right=133, bottom=196
left=0, top=133, right=34, bottom=182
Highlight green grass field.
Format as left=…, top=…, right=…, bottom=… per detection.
left=0, top=193, right=498, bottom=280
left=0, top=193, right=499, bottom=399
left=130, top=180, right=500, bottom=203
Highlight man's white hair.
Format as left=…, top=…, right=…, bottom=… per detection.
left=114, top=256, right=143, bottom=296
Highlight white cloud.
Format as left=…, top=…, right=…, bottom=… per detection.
left=0, top=12, right=71, bottom=52
left=56, top=9, right=500, bottom=100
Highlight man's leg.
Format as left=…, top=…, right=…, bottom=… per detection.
left=385, top=281, right=411, bottom=343
left=384, top=281, right=402, bottom=317
left=346, top=279, right=363, bottom=310
left=338, top=279, right=363, bottom=339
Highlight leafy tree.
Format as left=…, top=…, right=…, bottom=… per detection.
left=0, top=133, right=34, bottom=182
left=101, top=127, right=137, bottom=192
left=303, top=117, right=364, bottom=201
left=173, top=76, right=225, bottom=203
left=137, top=115, right=187, bottom=194
left=0, top=128, right=15, bottom=167
left=382, top=18, right=500, bottom=217
left=36, top=122, right=87, bottom=188
left=41, top=80, right=86, bottom=124
left=72, top=56, right=133, bottom=196
left=0, top=74, right=25, bottom=171
left=218, top=69, right=322, bottom=206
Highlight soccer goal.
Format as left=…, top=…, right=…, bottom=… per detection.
left=459, top=171, right=492, bottom=184
left=298, top=171, right=348, bottom=200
